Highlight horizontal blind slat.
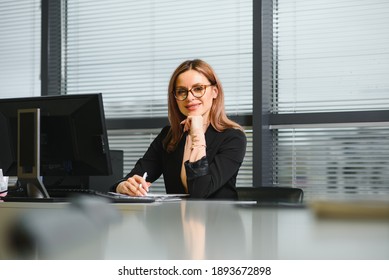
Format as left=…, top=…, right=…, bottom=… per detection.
left=0, top=0, right=40, bottom=99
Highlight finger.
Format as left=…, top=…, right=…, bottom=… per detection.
left=181, top=119, right=190, bottom=132
left=134, top=175, right=148, bottom=192
left=190, top=116, right=203, bottom=131
left=117, top=181, right=134, bottom=196
left=124, top=177, right=145, bottom=196
left=139, top=179, right=150, bottom=193
left=129, top=175, right=149, bottom=196
left=137, top=184, right=148, bottom=196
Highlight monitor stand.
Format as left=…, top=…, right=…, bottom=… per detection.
left=20, top=177, right=49, bottom=198
left=17, top=108, right=50, bottom=198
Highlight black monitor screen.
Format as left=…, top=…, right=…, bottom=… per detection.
left=0, top=93, right=112, bottom=179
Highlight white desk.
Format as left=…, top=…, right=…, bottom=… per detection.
left=1, top=199, right=388, bottom=259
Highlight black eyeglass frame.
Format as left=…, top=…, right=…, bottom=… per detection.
left=173, top=84, right=214, bottom=101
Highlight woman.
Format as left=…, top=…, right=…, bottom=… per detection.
left=111, top=59, right=246, bottom=199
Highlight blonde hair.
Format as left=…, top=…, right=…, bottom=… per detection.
left=164, top=59, right=243, bottom=152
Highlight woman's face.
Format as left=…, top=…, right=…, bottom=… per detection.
left=175, top=70, right=218, bottom=120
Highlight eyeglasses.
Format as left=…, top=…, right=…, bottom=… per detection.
left=173, top=84, right=213, bottom=101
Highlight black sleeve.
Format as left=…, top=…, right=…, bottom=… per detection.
left=185, top=129, right=246, bottom=198
left=109, top=126, right=169, bottom=192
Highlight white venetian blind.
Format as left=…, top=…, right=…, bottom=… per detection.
left=272, top=0, right=389, bottom=201
left=274, top=0, right=389, bottom=113
left=0, top=0, right=41, bottom=98
left=63, top=0, right=253, bottom=189
left=63, top=0, right=252, bottom=118
left=274, top=127, right=389, bottom=201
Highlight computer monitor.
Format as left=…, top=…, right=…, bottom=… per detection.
left=0, top=93, right=112, bottom=197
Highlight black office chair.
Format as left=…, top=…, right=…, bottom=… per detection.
left=237, top=186, right=304, bottom=203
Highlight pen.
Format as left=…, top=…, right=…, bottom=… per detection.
left=138, top=172, right=148, bottom=191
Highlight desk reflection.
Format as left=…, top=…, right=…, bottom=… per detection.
left=107, top=201, right=248, bottom=259
left=180, top=201, right=206, bottom=259
left=106, top=200, right=389, bottom=260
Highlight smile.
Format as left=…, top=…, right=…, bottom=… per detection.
left=185, top=103, right=201, bottom=111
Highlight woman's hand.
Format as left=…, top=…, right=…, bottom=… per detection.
left=181, top=115, right=204, bottom=134
left=116, top=174, right=151, bottom=196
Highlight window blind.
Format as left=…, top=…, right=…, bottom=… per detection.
left=272, top=0, right=389, bottom=201
left=63, top=0, right=253, bottom=190
left=0, top=0, right=41, bottom=98
left=273, top=0, right=389, bottom=113
left=274, top=127, right=389, bottom=201
left=63, top=0, right=252, bottom=118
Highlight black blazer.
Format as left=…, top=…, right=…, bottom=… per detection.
left=112, top=125, right=246, bottom=199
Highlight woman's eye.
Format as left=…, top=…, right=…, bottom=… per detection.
left=176, top=89, right=187, bottom=95
left=193, top=86, right=203, bottom=93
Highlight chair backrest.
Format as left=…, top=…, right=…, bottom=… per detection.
left=237, top=186, right=304, bottom=203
